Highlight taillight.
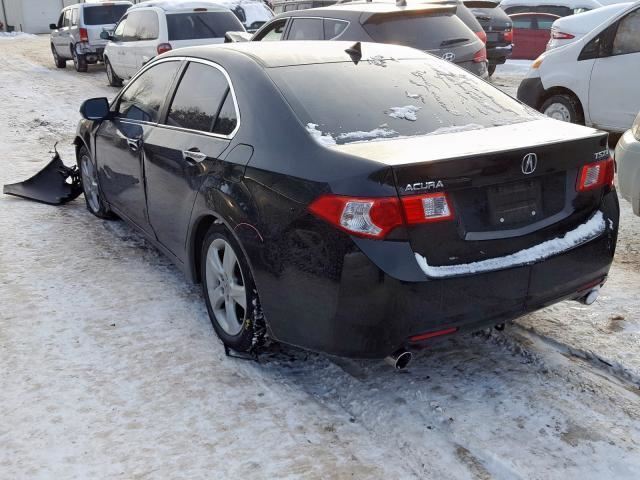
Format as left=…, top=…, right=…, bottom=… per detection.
left=476, top=30, right=487, bottom=44
left=473, top=47, right=487, bottom=63
left=503, top=29, right=513, bottom=43
left=577, top=158, right=615, bottom=192
left=401, top=192, right=454, bottom=224
left=157, top=43, right=172, bottom=54
left=308, top=193, right=454, bottom=239
left=79, top=28, right=89, bottom=42
left=552, top=31, right=575, bottom=40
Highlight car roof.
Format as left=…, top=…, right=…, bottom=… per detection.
left=64, top=1, right=132, bottom=9
left=166, top=40, right=429, bottom=67
left=129, top=0, right=234, bottom=11
left=499, top=0, right=602, bottom=8
left=552, top=1, right=631, bottom=30
left=304, top=2, right=456, bottom=12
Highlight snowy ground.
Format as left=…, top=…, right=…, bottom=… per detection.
left=1, top=36, right=640, bottom=479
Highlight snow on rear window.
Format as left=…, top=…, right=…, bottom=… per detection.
left=270, top=58, right=537, bottom=144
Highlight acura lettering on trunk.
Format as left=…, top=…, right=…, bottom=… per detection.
left=37, top=41, right=618, bottom=362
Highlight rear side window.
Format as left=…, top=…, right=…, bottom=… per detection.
left=362, top=13, right=475, bottom=50
left=166, top=12, right=244, bottom=40
left=63, top=10, right=72, bottom=27
left=213, top=92, right=238, bottom=135
left=268, top=59, right=537, bottom=144
left=83, top=5, right=129, bottom=25
left=324, top=19, right=348, bottom=39
left=166, top=63, right=232, bottom=133
left=287, top=18, right=324, bottom=40
left=117, top=61, right=180, bottom=122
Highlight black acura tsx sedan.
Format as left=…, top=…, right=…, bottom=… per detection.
left=69, top=41, right=618, bottom=361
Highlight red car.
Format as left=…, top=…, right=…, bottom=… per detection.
left=509, top=13, right=560, bottom=59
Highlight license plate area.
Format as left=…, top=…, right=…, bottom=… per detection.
left=487, top=180, right=542, bottom=226
left=487, top=32, right=500, bottom=42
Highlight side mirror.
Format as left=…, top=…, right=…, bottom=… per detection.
left=49, top=23, right=57, bottom=30
left=100, top=31, right=113, bottom=40
left=80, top=97, right=111, bottom=121
left=224, top=31, right=252, bottom=43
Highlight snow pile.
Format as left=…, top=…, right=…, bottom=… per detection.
left=306, top=123, right=336, bottom=146
left=337, top=127, right=397, bottom=142
left=0, top=32, right=35, bottom=40
left=416, top=211, right=607, bottom=278
left=387, top=106, right=420, bottom=121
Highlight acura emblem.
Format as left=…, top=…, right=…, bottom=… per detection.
left=442, top=52, right=456, bottom=61
left=522, top=153, right=537, bottom=175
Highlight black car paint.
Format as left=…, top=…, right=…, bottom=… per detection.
left=73, top=43, right=618, bottom=359
left=464, top=0, right=513, bottom=66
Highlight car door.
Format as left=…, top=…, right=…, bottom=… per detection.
left=94, top=59, right=182, bottom=233
left=588, top=8, right=640, bottom=130
left=144, top=60, right=239, bottom=258
left=54, top=9, right=72, bottom=57
left=511, top=14, right=536, bottom=58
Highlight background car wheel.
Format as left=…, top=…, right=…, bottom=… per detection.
left=541, top=94, right=583, bottom=124
left=78, top=146, right=115, bottom=219
left=72, top=46, right=88, bottom=72
left=51, top=44, right=66, bottom=68
left=105, top=58, right=122, bottom=87
left=201, top=228, right=263, bottom=354
left=487, top=64, right=496, bottom=77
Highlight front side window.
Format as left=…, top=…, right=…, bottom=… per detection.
left=166, top=12, right=244, bottom=40
left=57, top=13, right=64, bottom=28
left=117, top=61, right=180, bottom=123
left=287, top=18, right=323, bottom=40
left=113, top=16, right=127, bottom=41
left=135, top=10, right=159, bottom=40
left=255, top=19, right=287, bottom=41
left=166, top=62, right=231, bottom=133
left=613, top=9, right=640, bottom=55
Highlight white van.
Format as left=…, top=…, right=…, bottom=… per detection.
left=103, top=0, right=245, bottom=86
left=499, top=0, right=603, bottom=16
left=517, top=0, right=640, bottom=132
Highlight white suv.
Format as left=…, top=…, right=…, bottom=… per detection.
left=102, top=0, right=245, bottom=87
left=517, top=1, right=640, bottom=132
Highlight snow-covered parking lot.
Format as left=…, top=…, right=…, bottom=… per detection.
left=1, top=35, right=640, bottom=479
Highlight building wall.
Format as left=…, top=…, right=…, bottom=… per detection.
left=1, top=0, right=64, bottom=34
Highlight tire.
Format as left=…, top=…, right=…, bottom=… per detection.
left=105, top=58, right=123, bottom=87
left=201, top=227, right=263, bottom=353
left=540, top=94, right=584, bottom=124
left=51, top=44, right=66, bottom=68
left=77, top=146, right=115, bottom=219
left=72, top=46, right=88, bottom=72
left=487, top=64, right=496, bottom=77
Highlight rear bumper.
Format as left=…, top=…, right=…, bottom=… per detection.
left=458, top=60, right=489, bottom=79
left=75, top=42, right=105, bottom=56
left=487, top=44, right=513, bottom=64
left=614, top=130, right=640, bottom=215
left=517, top=76, right=545, bottom=110
left=257, top=192, right=618, bottom=358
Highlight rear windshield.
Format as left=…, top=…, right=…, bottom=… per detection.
left=166, top=11, right=244, bottom=40
left=83, top=5, right=129, bottom=25
left=363, top=12, right=476, bottom=51
left=268, top=58, right=537, bottom=144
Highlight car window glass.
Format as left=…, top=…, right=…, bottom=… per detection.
left=71, top=8, right=79, bottom=26
left=113, top=16, right=127, bottom=40
left=63, top=10, right=72, bottom=27
left=123, top=11, right=142, bottom=40
left=57, top=13, right=64, bottom=28
left=538, top=6, right=571, bottom=16
left=166, top=62, right=229, bottom=132
left=537, top=17, right=555, bottom=29
left=83, top=5, right=130, bottom=25
left=136, top=10, right=159, bottom=40
left=323, top=19, right=348, bottom=39
left=512, top=16, right=534, bottom=29
left=255, top=19, right=286, bottom=40
left=287, top=18, right=323, bottom=40
left=613, top=9, right=640, bottom=55
left=117, top=61, right=180, bottom=123
left=166, top=12, right=244, bottom=40
left=213, top=91, right=238, bottom=135
left=284, top=4, right=297, bottom=11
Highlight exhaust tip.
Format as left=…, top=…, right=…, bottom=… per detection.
left=385, top=349, right=413, bottom=370
left=584, top=287, right=600, bottom=305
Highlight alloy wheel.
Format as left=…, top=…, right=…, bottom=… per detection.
left=205, top=238, right=247, bottom=336
left=80, top=154, right=100, bottom=213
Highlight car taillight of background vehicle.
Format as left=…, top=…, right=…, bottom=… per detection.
left=503, top=28, right=513, bottom=43
left=576, top=158, right=615, bottom=192
left=473, top=47, right=487, bottom=63
left=551, top=31, right=575, bottom=40
left=308, top=193, right=454, bottom=239
left=79, top=28, right=89, bottom=42
left=476, top=30, right=487, bottom=44
left=157, top=43, right=172, bottom=54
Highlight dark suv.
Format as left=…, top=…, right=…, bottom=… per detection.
left=464, top=0, right=513, bottom=75
left=253, top=2, right=488, bottom=77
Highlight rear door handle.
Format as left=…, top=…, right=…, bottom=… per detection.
left=182, top=149, right=207, bottom=163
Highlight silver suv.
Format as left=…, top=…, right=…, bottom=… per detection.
left=50, top=1, right=132, bottom=72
